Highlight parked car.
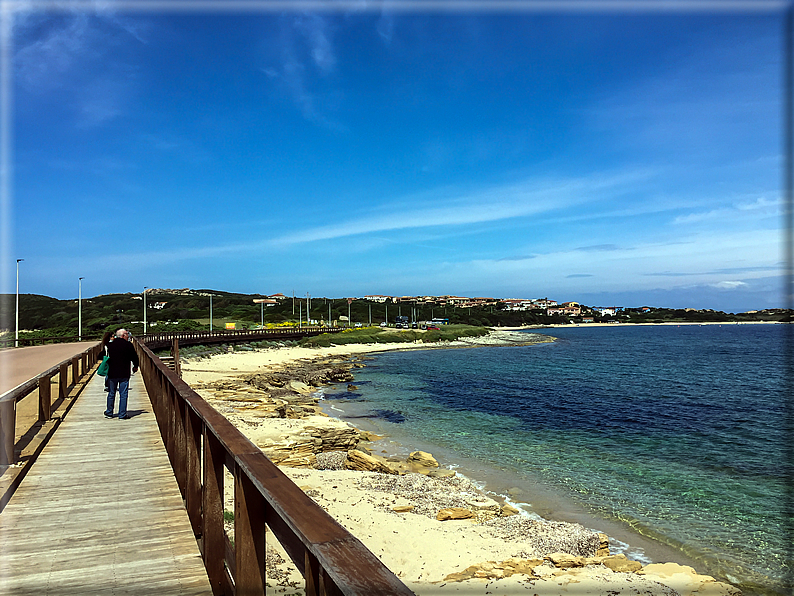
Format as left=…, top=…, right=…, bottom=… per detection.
left=426, top=325, right=440, bottom=330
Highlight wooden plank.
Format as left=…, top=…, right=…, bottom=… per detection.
left=0, top=372, right=213, bottom=596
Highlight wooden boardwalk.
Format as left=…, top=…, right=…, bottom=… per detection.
left=0, top=371, right=213, bottom=595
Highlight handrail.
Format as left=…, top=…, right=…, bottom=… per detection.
left=134, top=338, right=414, bottom=596
left=0, top=343, right=102, bottom=467
left=140, top=327, right=341, bottom=350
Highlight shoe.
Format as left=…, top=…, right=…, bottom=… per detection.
left=104, top=412, right=113, bottom=419
left=118, top=415, right=129, bottom=420
left=103, top=387, right=109, bottom=392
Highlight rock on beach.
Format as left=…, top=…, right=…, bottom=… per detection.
left=180, top=334, right=743, bottom=596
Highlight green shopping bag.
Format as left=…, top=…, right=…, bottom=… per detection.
left=97, top=356, right=110, bottom=377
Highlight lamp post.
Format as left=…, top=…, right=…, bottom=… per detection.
left=15, top=259, right=23, bottom=347
left=143, top=287, right=148, bottom=335
left=78, top=277, right=84, bottom=341
left=209, top=295, right=213, bottom=331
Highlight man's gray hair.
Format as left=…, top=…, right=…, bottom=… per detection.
left=115, top=328, right=128, bottom=338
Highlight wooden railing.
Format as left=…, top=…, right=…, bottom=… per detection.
left=140, top=327, right=341, bottom=350
left=134, top=338, right=414, bottom=596
left=0, top=343, right=102, bottom=509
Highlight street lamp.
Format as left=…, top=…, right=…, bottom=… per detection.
left=209, top=295, right=213, bottom=331
left=15, top=259, right=23, bottom=347
left=143, top=287, right=148, bottom=335
left=78, top=277, right=84, bottom=341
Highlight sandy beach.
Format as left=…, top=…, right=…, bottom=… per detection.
left=180, top=329, right=741, bottom=596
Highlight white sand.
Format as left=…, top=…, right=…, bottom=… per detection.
left=181, top=332, right=741, bottom=596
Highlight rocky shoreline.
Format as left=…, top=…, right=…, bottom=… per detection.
left=180, top=330, right=741, bottom=596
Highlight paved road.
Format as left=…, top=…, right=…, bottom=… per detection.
left=0, top=342, right=98, bottom=394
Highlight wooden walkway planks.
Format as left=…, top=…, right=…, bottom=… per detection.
left=0, top=372, right=213, bottom=596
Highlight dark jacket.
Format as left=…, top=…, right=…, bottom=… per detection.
left=106, top=337, right=139, bottom=379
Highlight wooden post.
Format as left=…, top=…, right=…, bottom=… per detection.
left=38, top=375, right=51, bottom=422
left=59, top=363, right=68, bottom=400
left=0, top=400, right=15, bottom=466
left=203, top=429, right=225, bottom=596
left=319, top=569, right=344, bottom=596
left=185, top=407, right=202, bottom=537
left=172, top=338, right=181, bottom=378
left=71, top=356, right=80, bottom=387
left=304, top=550, right=320, bottom=596
left=173, top=396, right=187, bottom=498
left=235, top=465, right=266, bottom=596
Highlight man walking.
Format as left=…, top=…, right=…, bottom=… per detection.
left=104, top=328, right=139, bottom=420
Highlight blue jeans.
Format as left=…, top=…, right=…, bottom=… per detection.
left=106, top=378, right=130, bottom=419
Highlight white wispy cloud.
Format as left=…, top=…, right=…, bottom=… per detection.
left=414, top=228, right=781, bottom=297
left=14, top=10, right=150, bottom=126
left=294, top=13, right=336, bottom=74
left=15, top=14, right=92, bottom=92
left=673, top=193, right=781, bottom=225
left=711, top=281, right=748, bottom=290
left=264, top=14, right=345, bottom=130
left=271, top=170, right=651, bottom=246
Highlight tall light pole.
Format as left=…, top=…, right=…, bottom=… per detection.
left=209, top=295, right=213, bottom=331
left=328, top=300, right=332, bottom=327
left=143, top=287, right=148, bottom=335
left=306, top=293, right=310, bottom=326
left=78, top=277, right=84, bottom=341
left=15, top=259, right=23, bottom=347
left=260, top=301, right=264, bottom=328
left=299, top=303, right=302, bottom=329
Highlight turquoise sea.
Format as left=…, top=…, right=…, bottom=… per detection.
left=319, top=324, right=791, bottom=596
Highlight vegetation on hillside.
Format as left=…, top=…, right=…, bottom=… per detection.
left=300, top=325, right=489, bottom=348
left=0, top=289, right=788, bottom=341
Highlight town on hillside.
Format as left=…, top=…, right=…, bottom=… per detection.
left=1, top=288, right=788, bottom=343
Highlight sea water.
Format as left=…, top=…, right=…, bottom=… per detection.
left=319, top=324, right=791, bottom=596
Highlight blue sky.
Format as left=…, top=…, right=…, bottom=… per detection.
left=5, top=2, right=786, bottom=312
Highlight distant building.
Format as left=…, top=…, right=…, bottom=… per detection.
left=253, top=299, right=279, bottom=307
left=502, top=299, right=535, bottom=311
left=532, top=298, right=558, bottom=309
left=364, top=295, right=391, bottom=303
